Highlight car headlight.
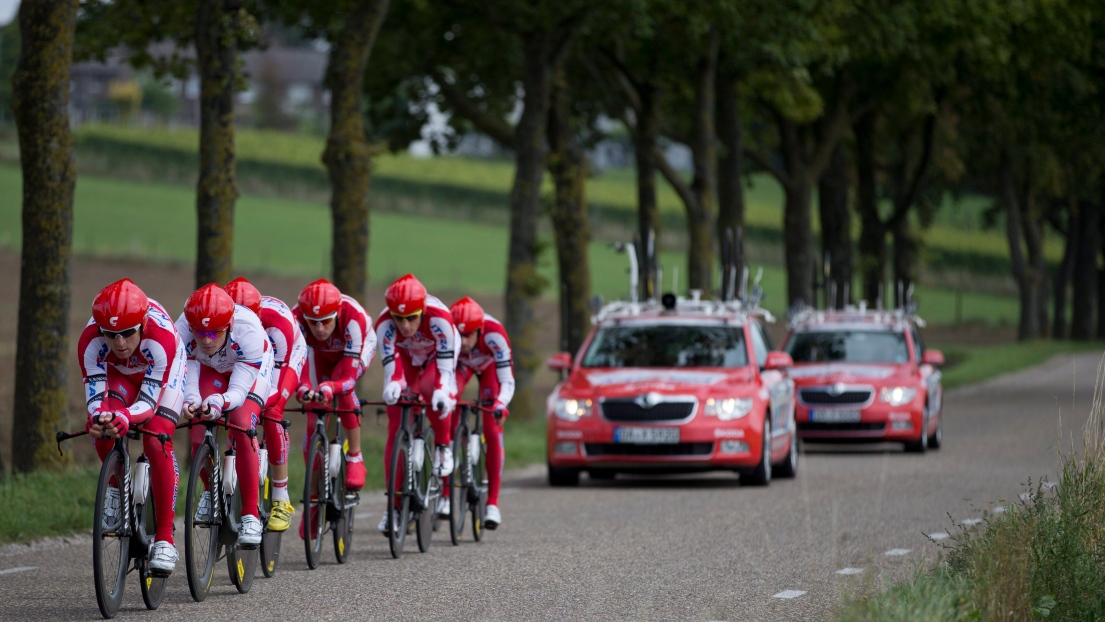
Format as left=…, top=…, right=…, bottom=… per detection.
left=880, top=386, right=917, bottom=406
left=705, top=397, right=754, bottom=421
left=554, top=398, right=593, bottom=421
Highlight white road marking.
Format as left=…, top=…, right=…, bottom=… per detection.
left=835, top=567, right=864, bottom=575
left=884, top=548, right=911, bottom=556
left=0, top=567, right=36, bottom=576
left=926, top=532, right=949, bottom=541
left=961, top=518, right=983, bottom=526
left=355, top=512, right=373, bottom=520
left=772, top=590, right=806, bottom=599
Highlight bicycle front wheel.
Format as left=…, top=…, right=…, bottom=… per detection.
left=303, top=433, right=327, bottom=569
left=449, top=426, right=468, bottom=545
left=227, top=486, right=259, bottom=594
left=92, top=448, right=129, bottom=619
left=184, top=441, right=218, bottom=602
left=386, top=429, right=411, bottom=559
left=136, top=493, right=166, bottom=610
left=416, top=430, right=436, bottom=553
left=472, top=435, right=488, bottom=543
left=332, top=446, right=352, bottom=564
left=259, top=471, right=282, bottom=578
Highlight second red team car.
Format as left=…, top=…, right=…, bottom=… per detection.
left=781, top=304, right=945, bottom=452
left=545, top=292, right=797, bottom=486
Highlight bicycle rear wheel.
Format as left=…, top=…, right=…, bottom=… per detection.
left=416, top=430, right=436, bottom=553
left=386, top=429, right=411, bottom=559
left=303, top=433, right=327, bottom=569
left=449, top=427, right=467, bottom=545
left=184, top=441, right=219, bottom=602
left=472, top=435, right=488, bottom=542
left=136, top=493, right=166, bottom=610
left=226, top=485, right=259, bottom=594
left=332, top=446, right=352, bottom=564
left=259, top=471, right=281, bottom=578
left=93, top=448, right=129, bottom=619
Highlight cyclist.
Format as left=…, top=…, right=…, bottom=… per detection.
left=176, top=283, right=275, bottom=549
left=224, top=277, right=307, bottom=533
left=77, top=278, right=186, bottom=575
left=293, top=279, right=376, bottom=536
left=375, top=273, right=459, bottom=533
left=450, top=296, right=513, bottom=529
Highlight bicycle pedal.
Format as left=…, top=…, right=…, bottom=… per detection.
left=148, top=568, right=172, bottom=579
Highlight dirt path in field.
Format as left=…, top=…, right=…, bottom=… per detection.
left=0, top=249, right=1010, bottom=466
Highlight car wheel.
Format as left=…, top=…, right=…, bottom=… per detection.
left=904, top=408, right=929, bottom=454
left=927, top=407, right=942, bottom=450
left=774, top=434, right=799, bottom=479
left=742, top=418, right=772, bottom=486
left=548, top=463, right=580, bottom=487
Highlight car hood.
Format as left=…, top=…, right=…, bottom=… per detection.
left=560, top=367, right=756, bottom=397
left=788, top=363, right=913, bottom=385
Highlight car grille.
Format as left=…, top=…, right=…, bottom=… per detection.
left=799, top=388, right=873, bottom=406
left=583, top=443, right=713, bottom=457
left=600, top=399, right=695, bottom=423
left=799, top=422, right=886, bottom=432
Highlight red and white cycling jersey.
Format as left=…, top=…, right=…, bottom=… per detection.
left=293, top=294, right=376, bottom=372
left=258, top=296, right=307, bottom=379
left=457, top=313, right=515, bottom=407
left=175, top=305, right=275, bottom=410
left=78, top=299, right=187, bottom=421
left=375, top=295, right=459, bottom=391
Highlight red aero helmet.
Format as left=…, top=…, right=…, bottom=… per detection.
left=298, top=279, right=342, bottom=320
left=224, top=277, right=262, bottom=315
left=92, top=278, right=149, bottom=331
left=450, top=296, right=484, bottom=335
left=185, top=283, right=236, bottom=332
left=386, top=274, right=427, bottom=317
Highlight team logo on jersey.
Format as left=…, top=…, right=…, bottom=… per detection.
left=214, top=380, right=224, bottom=388
left=110, top=316, right=119, bottom=327
left=202, top=318, right=210, bottom=327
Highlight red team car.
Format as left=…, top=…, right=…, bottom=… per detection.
left=545, top=292, right=798, bottom=486
left=782, top=304, right=945, bottom=452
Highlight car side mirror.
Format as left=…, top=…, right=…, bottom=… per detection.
left=547, top=352, right=573, bottom=372
left=922, top=350, right=945, bottom=366
left=764, top=351, right=793, bottom=370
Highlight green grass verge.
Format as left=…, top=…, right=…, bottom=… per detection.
left=0, top=467, right=99, bottom=544
left=933, top=339, right=1104, bottom=390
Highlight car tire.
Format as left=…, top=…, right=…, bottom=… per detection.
left=774, top=434, right=799, bottom=479
left=589, top=469, right=616, bottom=481
left=927, top=407, right=942, bottom=450
left=548, top=463, right=580, bottom=487
left=904, top=408, right=929, bottom=454
left=741, top=418, right=772, bottom=486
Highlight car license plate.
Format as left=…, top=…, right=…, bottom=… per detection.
left=614, top=427, right=679, bottom=444
left=810, top=410, right=861, bottom=423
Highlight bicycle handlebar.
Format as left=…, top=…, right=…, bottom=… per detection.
left=285, top=406, right=363, bottom=416
left=55, top=426, right=172, bottom=457
left=457, top=401, right=504, bottom=420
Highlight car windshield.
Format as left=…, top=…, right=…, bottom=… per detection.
left=581, top=324, right=748, bottom=368
left=786, top=330, right=910, bottom=364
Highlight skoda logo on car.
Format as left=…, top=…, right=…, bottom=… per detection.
left=634, top=392, right=661, bottom=409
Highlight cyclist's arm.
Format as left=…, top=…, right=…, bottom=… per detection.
left=376, top=316, right=406, bottom=384
left=123, top=333, right=180, bottom=425
left=77, top=321, right=108, bottom=416
left=223, top=339, right=269, bottom=411
left=485, top=329, right=515, bottom=407
left=429, top=314, right=457, bottom=390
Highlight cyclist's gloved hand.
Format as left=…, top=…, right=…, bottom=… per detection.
left=492, top=401, right=509, bottom=421
left=383, top=381, right=403, bottom=405
left=296, top=384, right=314, bottom=404
left=316, top=381, right=335, bottom=404
left=431, top=388, right=455, bottom=418
left=108, top=410, right=130, bottom=437
left=201, top=394, right=225, bottom=420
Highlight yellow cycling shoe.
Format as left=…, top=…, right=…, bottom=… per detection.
left=268, top=499, right=296, bottom=532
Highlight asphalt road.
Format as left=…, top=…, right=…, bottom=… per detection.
left=1, top=351, right=1101, bottom=621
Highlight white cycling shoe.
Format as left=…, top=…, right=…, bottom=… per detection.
left=102, top=487, right=121, bottom=531
left=194, top=491, right=212, bottom=523
left=434, top=445, right=454, bottom=476
left=147, top=540, right=178, bottom=575
left=436, top=496, right=450, bottom=516
left=485, top=505, right=502, bottom=530
left=237, top=515, right=263, bottom=549
left=377, top=509, right=399, bottom=535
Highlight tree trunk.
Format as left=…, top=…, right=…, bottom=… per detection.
left=1023, top=191, right=1048, bottom=339
left=1070, top=200, right=1099, bottom=341
left=194, top=0, right=239, bottom=287
left=546, top=60, right=592, bottom=354
left=999, top=151, right=1037, bottom=340
left=854, top=111, right=886, bottom=307
left=818, top=143, right=851, bottom=308
left=778, top=118, right=814, bottom=307
left=716, top=69, right=745, bottom=283
left=504, top=31, right=552, bottom=419
left=1052, top=201, right=1076, bottom=339
left=633, top=86, right=661, bottom=299
left=685, top=35, right=719, bottom=294
left=10, top=0, right=78, bottom=472
left=322, top=0, right=390, bottom=304
left=891, top=217, right=919, bottom=307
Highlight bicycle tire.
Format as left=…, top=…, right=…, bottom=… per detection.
left=184, top=441, right=218, bottom=602
left=136, top=492, right=166, bottom=610
left=303, top=433, right=327, bottom=569
left=448, top=426, right=467, bottom=545
left=416, top=430, right=436, bottom=553
left=386, top=428, right=411, bottom=559
left=226, top=479, right=259, bottom=594
left=92, top=448, right=129, bottom=619
left=259, top=472, right=281, bottom=578
left=332, top=443, right=351, bottom=564
left=472, top=434, right=488, bottom=542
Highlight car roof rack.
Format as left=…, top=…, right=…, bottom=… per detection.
left=786, top=298, right=925, bottom=331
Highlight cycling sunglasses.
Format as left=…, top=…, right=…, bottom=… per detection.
left=100, top=326, right=140, bottom=340
left=193, top=327, right=227, bottom=340
left=393, top=310, right=423, bottom=321
left=303, top=313, right=337, bottom=328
